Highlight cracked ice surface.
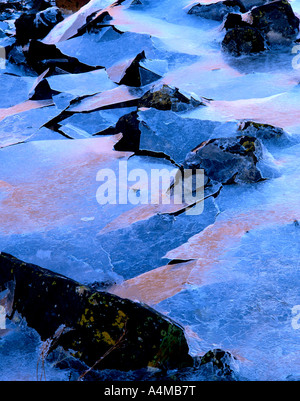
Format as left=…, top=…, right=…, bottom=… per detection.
left=156, top=222, right=300, bottom=381
left=0, top=0, right=299, bottom=381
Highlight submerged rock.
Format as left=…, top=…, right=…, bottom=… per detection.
left=187, top=1, right=245, bottom=21
left=183, top=135, right=268, bottom=184
left=108, top=86, right=205, bottom=153
left=0, top=252, right=193, bottom=371
left=46, top=345, right=237, bottom=380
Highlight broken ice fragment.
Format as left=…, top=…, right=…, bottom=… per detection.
left=67, top=85, right=148, bottom=112
left=47, top=68, right=116, bottom=97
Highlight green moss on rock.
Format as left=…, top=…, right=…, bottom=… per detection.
left=0, top=252, right=193, bottom=371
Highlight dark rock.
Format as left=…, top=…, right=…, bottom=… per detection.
left=238, top=0, right=268, bottom=11
left=183, top=135, right=266, bottom=184
left=250, top=0, right=299, bottom=42
left=138, top=83, right=203, bottom=111
left=198, top=349, right=236, bottom=377
left=0, top=1, right=24, bottom=13
left=27, top=0, right=53, bottom=12
left=6, top=45, right=34, bottom=74
left=107, top=51, right=161, bottom=87
left=0, top=1, right=25, bottom=21
left=113, top=111, right=141, bottom=152
left=15, top=13, right=36, bottom=45
left=187, top=1, right=245, bottom=21
left=15, top=6, right=64, bottom=46
left=28, top=68, right=53, bottom=100
left=222, top=26, right=266, bottom=55
left=130, top=0, right=144, bottom=5
left=238, top=121, right=294, bottom=146
left=222, top=1, right=299, bottom=54
left=1, top=0, right=52, bottom=13
left=26, top=40, right=98, bottom=74
left=223, top=13, right=251, bottom=30
left=0, top=252, right=193, bottom=371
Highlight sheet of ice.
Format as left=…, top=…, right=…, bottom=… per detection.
left=47, top=69, right=117, bottom=97
left=138, top=108, right=238, bottom=164
left=0, top=143, right=216, bottom=284
left=1, top=0, right=300, bottom=382
left=52, top=93, right=77, bottom=110
left=25, top=127, right=66, bottom=142
left=0, top=321, right=70, bottom=381
left=110, top=1, right=222, bottom=55
left=209, top=89, right=300, bottom=130
left=0, top=106, right=60, bottom=148
left=164, top=63, right=300, bottom=101
left=59, top=106, right=136, bottom=136
left=67, top=85, right=148, bottom=112
left=56, top=31, right=156, bottom=69
left=43, top=0, right=117, bottom=44
left=0, top=136, right=135, bottom=282
left=97, top=195, right=218, bottom=279
left=0, top=74, right=35, bottom=108
left=156, top=222, right=300, bottom=381
left=110, top=143, right=300, bottom=305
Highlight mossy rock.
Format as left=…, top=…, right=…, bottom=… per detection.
left=183, top=135, right=265, bottom=184
left=250, top=0, right=299, bottom=40
left=138, top=84, right=202, bottom=112
left=238, top=121, right=294, bottom=146
left=0, top=252, right=193, bottom=371
left=222, top=26, right=266, bottom=55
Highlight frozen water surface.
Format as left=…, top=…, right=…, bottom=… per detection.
left=0, top=0, right=300, bottom=381
left=0, top=106, right=60, bottom=148
left=59, top=106, right=136, bottom=136
left=156, top=222, right=300, bottom=381
left=47, top=69, right=117, bottom=97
